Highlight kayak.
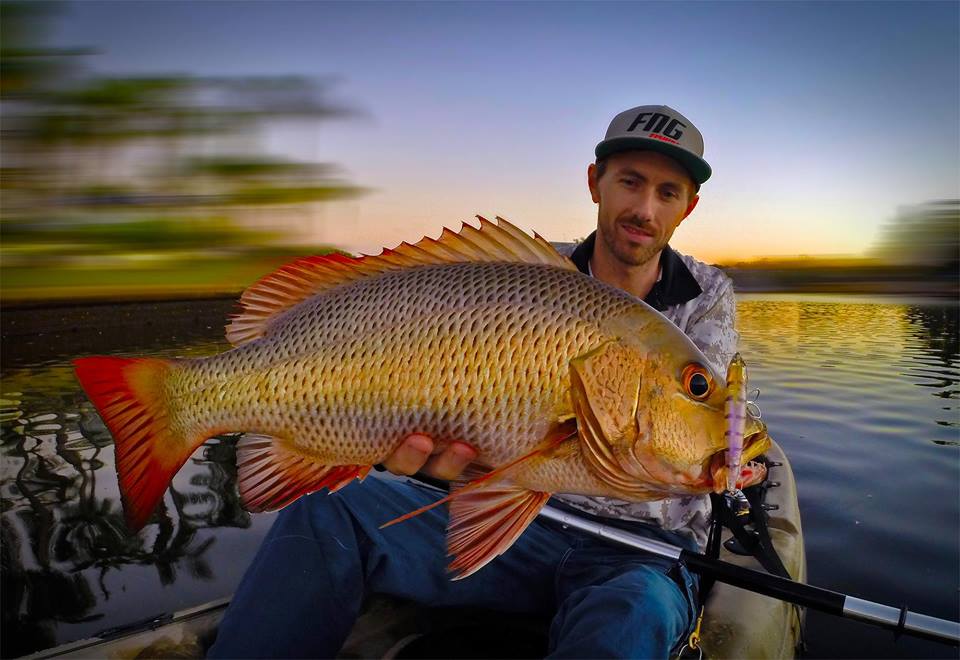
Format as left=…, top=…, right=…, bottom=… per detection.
left=697, top=440, right=806, bottom=659
left=23, top=598, right=229, bottom=659
left=27, top=441, right=805, bottom=659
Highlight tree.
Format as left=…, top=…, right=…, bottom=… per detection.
left=870, top=200, right=960, bottom=274
left=1, top=1, right=363, bottom=263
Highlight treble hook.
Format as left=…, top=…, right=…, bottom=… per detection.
left=747, top=387, right=762, bottom=419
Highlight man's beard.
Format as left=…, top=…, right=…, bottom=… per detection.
left=599, top=221, right=668, bottom=267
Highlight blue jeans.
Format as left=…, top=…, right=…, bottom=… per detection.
left=208, top=477, right=699, bottom=659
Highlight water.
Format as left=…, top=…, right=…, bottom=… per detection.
left=2, top=295, right=958, bottom=658
left=736, top=295, right=960, bottom=658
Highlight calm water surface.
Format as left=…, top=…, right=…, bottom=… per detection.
left=2, top=295, right=958, bottom=658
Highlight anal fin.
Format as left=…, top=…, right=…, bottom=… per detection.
left=236, top=434, right=370, bottom=512
left=447, top=484, right=551, bottom=580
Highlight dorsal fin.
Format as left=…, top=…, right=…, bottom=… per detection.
left=226, top=216, right=576, bottom=346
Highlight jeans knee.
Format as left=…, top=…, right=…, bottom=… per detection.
left=550, top=572, right=690, bottom=658
left=565, top=582, right=680, bottom=628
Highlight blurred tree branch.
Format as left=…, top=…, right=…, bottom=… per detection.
left=869, top=200, right=959, bottom=273
left=1, top=1, right=364, bottom=268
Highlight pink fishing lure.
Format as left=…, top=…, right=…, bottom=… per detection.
left=724, top=353, right=749, bottom=494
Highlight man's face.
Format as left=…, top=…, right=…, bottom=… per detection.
left=588, top=150, right=699, bottom=267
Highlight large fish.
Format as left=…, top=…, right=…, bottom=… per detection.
left=74, top=217, right=768, bottom=578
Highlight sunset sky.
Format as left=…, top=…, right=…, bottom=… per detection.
left=53, top=1, right=959, bottom=263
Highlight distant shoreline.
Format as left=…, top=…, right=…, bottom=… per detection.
left=5, top=241, right=956, bottom=309
left=727, top=280, right=958, bottom=297
left=2, top=281, right=956, bottom=311
left=722, top=268, right=958, bottom=298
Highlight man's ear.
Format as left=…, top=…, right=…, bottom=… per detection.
left=587, top=163, right=601, bottom=204
left=681, top=194, right=700, bottom=222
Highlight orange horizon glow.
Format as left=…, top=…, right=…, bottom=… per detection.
left=303, top=194, right=897, bottom=266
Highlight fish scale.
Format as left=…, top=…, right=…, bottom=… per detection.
left=174, top=262, right=622, bottom=467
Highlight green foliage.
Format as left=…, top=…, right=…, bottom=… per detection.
left=53, top=77, right=187, bottom=109
left=184, top=156, right=318, bottom=179
left=870, top=200, right=959, bottom=272
left=3, top=215, right=272, bottom=253
left=0, top=2, right=79, bottom=95
left=228, top=184, right=363, bottom=206
left=0, top=0, right=365, bottom=301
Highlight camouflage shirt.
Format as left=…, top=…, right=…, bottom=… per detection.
left=554, top=232, right=739, bottom=549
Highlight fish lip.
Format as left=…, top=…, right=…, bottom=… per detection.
left=705, top=427, right=769, bottom=487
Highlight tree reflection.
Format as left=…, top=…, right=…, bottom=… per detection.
left=2, top=516, right=100, bottom=658
left=0, top=381, right=250, bottom=656
left=905, top=305, right=960, bottom=370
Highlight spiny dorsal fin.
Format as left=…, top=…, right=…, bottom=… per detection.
left=226, top=216, right=575, bottom=346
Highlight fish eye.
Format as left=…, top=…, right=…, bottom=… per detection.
left=682, top=364, right=712, bottom=400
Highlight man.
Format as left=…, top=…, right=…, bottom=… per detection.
left=209, top=104, right=738, bottom=659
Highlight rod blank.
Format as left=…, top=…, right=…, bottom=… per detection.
left=538, top=504, right=960, bottom=646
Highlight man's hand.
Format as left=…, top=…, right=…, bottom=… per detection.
left=382, top=434, right=477, bottom=480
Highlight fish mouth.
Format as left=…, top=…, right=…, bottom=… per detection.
left=706, top=425, right=772, bottom=492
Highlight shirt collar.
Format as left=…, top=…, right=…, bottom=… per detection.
left=569, top=230, right=703, bottom=311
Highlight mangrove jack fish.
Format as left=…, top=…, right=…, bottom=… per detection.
left=73, top=217, right=769, bottom=578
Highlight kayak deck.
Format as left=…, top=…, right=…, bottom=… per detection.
left=24, top=598, right=229, bottom=659
left=699, top=440, right=806, bottom=659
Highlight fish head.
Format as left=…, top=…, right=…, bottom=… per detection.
left=571, top=308, right=767, bottom=498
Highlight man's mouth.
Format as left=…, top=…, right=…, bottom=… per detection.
left=619, top=221, right=655, bottom=240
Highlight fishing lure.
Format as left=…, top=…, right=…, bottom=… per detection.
left=724, top=353, right=751, bottom=516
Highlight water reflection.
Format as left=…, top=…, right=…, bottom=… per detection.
left=904, top=304, right=959, bottom=372
left=737, top=295, right=959, bottom=659
left=1, top=342, right=253, bottom=657
left=1, top=295, right=958, bottom=658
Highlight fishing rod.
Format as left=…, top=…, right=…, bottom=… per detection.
left=538, top=504, right=960, bottom=646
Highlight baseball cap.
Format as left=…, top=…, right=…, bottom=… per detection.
left=595, top=105, right=712, bottom=186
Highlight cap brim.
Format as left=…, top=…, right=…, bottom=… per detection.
left=595, top=137, right=711, bottom=185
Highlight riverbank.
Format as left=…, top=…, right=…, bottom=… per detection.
left=3, top=275, right=955, bottom=310
left=0, top=243, right=350, bottom=308
left=0, top=250, right=304, bottom=308
left=1, top=298, right=237, bottom=369
left=2, top=254, right=956, bottom=308
left=725, top=266, right=958, bottom=297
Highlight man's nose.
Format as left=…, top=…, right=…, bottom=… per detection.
left=629, top=189, right=657, bottom=223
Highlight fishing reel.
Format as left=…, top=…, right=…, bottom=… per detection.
left=723, top=488, right=751, bottom=518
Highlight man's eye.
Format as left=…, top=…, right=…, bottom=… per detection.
left=620, top=178, right=636, bottom=187
left=662, top=189, right=679, bottom=200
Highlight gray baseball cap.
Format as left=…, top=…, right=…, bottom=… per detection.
left=595, top=105, right=711, bottom=185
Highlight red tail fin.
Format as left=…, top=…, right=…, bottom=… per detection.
left=73, top=356, right=206, bottom=531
